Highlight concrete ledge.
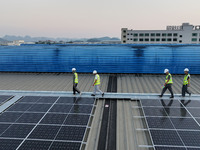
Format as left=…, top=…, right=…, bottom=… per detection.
left=0, top=90, right=199, bottom=100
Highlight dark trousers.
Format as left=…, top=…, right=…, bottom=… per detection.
left=182, top=85, right=190, bottom=96
left=161, top=84, right=174, bottom=97
left=73, top=83, right=80, bottom=94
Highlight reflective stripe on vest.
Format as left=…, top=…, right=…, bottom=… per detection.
left=183, top=74, right=190, bottom=85
left=94, top=74, right=100, bottom=85
left=165, top=73, right=173, bottom=84
left=74, top=73, right=78, bottom=83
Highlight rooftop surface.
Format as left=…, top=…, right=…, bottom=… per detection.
left=0, top=73, right=199, bottom=150
left=0, top=72, right=199, bottom=94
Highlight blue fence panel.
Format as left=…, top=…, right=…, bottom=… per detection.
left=0, top=44, right=200, bottom=74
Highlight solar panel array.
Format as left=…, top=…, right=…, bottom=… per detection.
left=0, top=95, right=12, bottom=106
left=141, top=99, right=200, bottom=150
left=0, top=96, right=95, bottom=150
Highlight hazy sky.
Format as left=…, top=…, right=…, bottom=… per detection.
left=0, top=0, right=199, bottom=38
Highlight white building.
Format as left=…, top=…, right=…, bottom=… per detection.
left=121, top=23, right=200, bottom=44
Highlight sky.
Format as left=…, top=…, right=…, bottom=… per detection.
left=0, top=0, right=199, bottom=38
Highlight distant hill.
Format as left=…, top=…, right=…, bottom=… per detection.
left=0, top=38, right=8, bottom=42
left=2, top=35, right=120, bottom=42
left=87, top=37, right=120, bottom=42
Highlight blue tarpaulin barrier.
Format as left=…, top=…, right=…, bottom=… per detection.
left=0, top=44, right=200, bottom=74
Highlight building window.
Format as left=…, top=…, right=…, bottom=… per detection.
left=173, top=38, right=177, bottom=41
left=139, top=33, right=144, bottom=36
left=145, top=33, right=149, bottom=36
left=162, top=33, right=166, bottom=37
left=123, top=40, right=126, bottom=43
left=123, top=36, right=126, bottom=38
left=130, top=33, right=133, bottom=35
left=156, top=39, right=160, bottom=41
left=199, top=39, right=200, bottom=42
left=134, top=34, right=138, bottom=37
left=127, top=33, right=129, bottom=35
left=167, top=33, right=172, bottom=36
left=139, top=39, right=144, bottom=42
left=133, top=39, right=138, bottom=41
left=162, top=38, right=166, bottom=41
left=145, top=39, right=149, bottom=41
left=167, top=38, right=172, bottom=41
left=173, top=33, right=178, bottom=36
left=151, top=33, right=155, bottom=36
left=127, top=38, right=129, bottom=40
left=180, top=35, right=182, bottom=38
left=156, top=33, right=161, bottom=36
left=192, top=38, right=197, bottom=42
left=123, top=30, right=126, bottom=33
left=179, top=40, right=182, bottom=43
left=130, top=38, right=133, bottom=40
left=192, top=33, right=198, bottom=36
left=150, top=39, right=155, bottom=41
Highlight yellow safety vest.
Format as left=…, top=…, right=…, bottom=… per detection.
left=183, top=74, right=190, bottom=85
left=94, top=74, right=100, bottom=85
left=165, top=73, right=173, bottom=84
left=74, top=73, right=78, bottom=83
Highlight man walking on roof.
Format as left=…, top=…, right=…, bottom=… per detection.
left=159, top=69, right=174, bottom=98
left=182, top=68, right=191, bottom=97
left=91, top=70, right=104, bottom=97
left=72, top=68, right=81, bottom=96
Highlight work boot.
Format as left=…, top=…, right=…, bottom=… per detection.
left=159, top=95, right=163, bottom=97
left=91, top=94, right=95, bottom=96
left=102, top=93, right=104, bottom=97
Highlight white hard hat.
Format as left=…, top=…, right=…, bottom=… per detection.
left=93, top=70, right=97, bottom=74
left=184, top=68, right=189, bottom=72
left=164, top=69, right=169, bottom=73
left=72, top=68, right=76, bottom=71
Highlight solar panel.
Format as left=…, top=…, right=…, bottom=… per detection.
left=141, top=99, right=200, bottom=149
left=0, top=124, right=12, bottom=135
left=187, top=108, right=200, bottom=117
left=16, top=113, right=45, bottom=123
left=1, top=124, right=35, bottom=138
left=18, top=96, right=41, bottom=103
left=150, top=130, right=184, bottom=146
left=0, top=96, right=95, bottom=149
left=171, top=118, right=200, bottom=130
left=0, top=95, right=12, bottom=105
left=49, top=104, right=73, bottom=113
left=180, top=100, right=200, bottom=108
left=40, top=113, right=66, bottom=124
left=0, top=112, right=23, bottom=122
left=143, top=107, right=167, bottom=116
left=28, top=125, right=61, bottom=139
left=155, top=146, right=186, bottom=150
left=49, top=141, right=81, bottom=150
left=178, top=131, right=200, bottom=147
left=64, top=114, right=90, bottom=126
left=0, top=139, right=23, bottom=150
left=146, top=117, right=174, bottom=129
left=55, top=126, right=86, bottom=141
left=18, top=140, right=52, bottom=150
left=7, top=103, right=33, bottom=112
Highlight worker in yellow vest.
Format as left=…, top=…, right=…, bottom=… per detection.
left=91, top=70, right=104, bottom=97
left=182, top=68, right=191, bottom=97
left=72, top=68, right=81, bottom=96
left=159, top=69, right=174, bottom=98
